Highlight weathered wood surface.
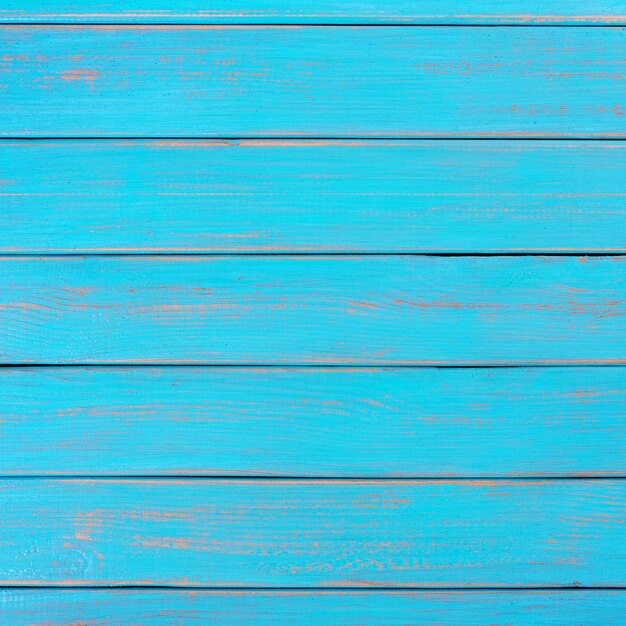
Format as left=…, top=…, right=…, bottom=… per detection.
left=1, top=1, right=625, bottom=24
left=2, top=366, right=626, bottom=477
left=1, top=479, right=625, bottom=586
left=2, top=256, right=626, bottom=364
left=2, top=589, right=626, bottom=625
left=4, top=27, right=626, bottom=137
left=5, top=140, right=626, bottom=253
left=3, top=5, right=626, bottom=619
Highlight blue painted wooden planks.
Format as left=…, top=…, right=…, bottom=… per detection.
left=1, top=479, right=625, bottom=586
left=4, top=26, right=626, bottom=137
left=3, top=590, right=626, bottom=624
left=2, top=366, right=626, bottom=477
left=1, top=1, right=624, bottom=24
left=4, top=1, right=626, bottom=620
left=5, top=140, right=626, bottom=253
left=2, top=255, right=626, bottom=364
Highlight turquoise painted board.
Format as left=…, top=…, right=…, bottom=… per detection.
left=3, top=590, right=626, bottom=624
left=5, top=140, right=626, bottom=253
left=2, top=366, right=626, bottom=477
left=2, top=256, right=626, bottom=364
left=1, top=1, right=625, bottom=24
left=3, top=6, right=626, bottom=622
left=0, top=479, right=625, bottom=586
left=4, top=27, right=626, bottom=137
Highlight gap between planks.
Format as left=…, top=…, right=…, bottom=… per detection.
left=6, top=359, right=626, bottom=370
left=2, top=24, right=626, bottom=27
left=3, top=253, right=626, bottom=257
left=8, top=137, right=626, bottom=141
left=2, top=585, right=626, bottom=590
left=0, top=476, right=625, bottom=481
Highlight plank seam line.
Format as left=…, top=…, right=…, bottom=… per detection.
left=1, top=585, right=625, bottom=591
left=3, top=364, right=626, bottom=369
left=6, top=137, right=626, bottom=141
left=2, top=23, right=626, bottom=28
left=1, top=476, right=624, bottom=481
left=4, top=251, right=626, bottom=257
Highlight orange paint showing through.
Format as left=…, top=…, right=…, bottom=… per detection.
left=457, top=15, right=626, bottom=24
left=61, top=69, right=100, bottom=82
left=394, top=298, right=463, bottom=310
left=73, top=510, right=106, bottom=543
left=10, top=25, right=304, bottom=31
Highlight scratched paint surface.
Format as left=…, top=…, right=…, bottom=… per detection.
left=3, top=3, right=626, bottom=621
left=5, top=140, right=626, bottom=253
left=4, top=27, right=626, bottom=137
left=1, top=479, right=625, bottom=586
left=1, top=1, right=625, bottom=24
left=1, top=255, right=626, bottom=364
left=2, top=590, right=626, bottom=625
left=1, top=366, right=625, bottom=476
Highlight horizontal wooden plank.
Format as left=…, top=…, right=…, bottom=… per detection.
left=4, top=27, right=626, bottom=137
left=1, top=479, right=625, bottom=586
left=1, top=2, right=625, bottom=25
left=6, top=140, right=626, bottom=253
left=3, top=366, right=626, bottom=476
left=2, top=590, right=626, bottom=625
left=2, top=256, right=626, bottom=364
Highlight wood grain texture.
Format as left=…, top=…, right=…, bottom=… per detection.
left=1, top=479, right=625, bottom=586
left=4, top=27, right=626, bottom=137
left=3, top=11, right=626, bottom=616
left=1, top=1, right=625, bottom=24
left=6, top=140, right=626, bottom=253
left=2, top=255, right=626, bottom=364
left=3, top=366, right=626, bottom=477
left=2, top=589, right=626, bottom=625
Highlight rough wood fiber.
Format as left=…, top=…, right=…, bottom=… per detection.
left=2, top=366, right=626, bottom=476
left=2, top=256, right=626, bottom=364
left=5, top=140, right=626, bottom=253
left=2, top=589, right=626, bottom=625
left=1, top=1, right=625, bottom=24
left=3, top=4, right=625, bottom=621
left=4, top=27, right=626, bottom=137
left=0, top=479, right=625, bottom=586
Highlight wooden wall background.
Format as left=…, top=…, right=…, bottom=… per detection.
left=1, top=2, right=626, bottom=623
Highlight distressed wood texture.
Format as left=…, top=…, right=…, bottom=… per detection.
left=1, top=1, right=625, bottom=24
left=6, top=140, right=626, bottom=253
left=4, top=27, right=626, bottom=138
left=2, top=366, right=626, bottom=477
left=1, top=479, right=625, bottom=586
left=2, top=255, right=626, bottom=364
left=3, top=590, right=626, bottom=625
